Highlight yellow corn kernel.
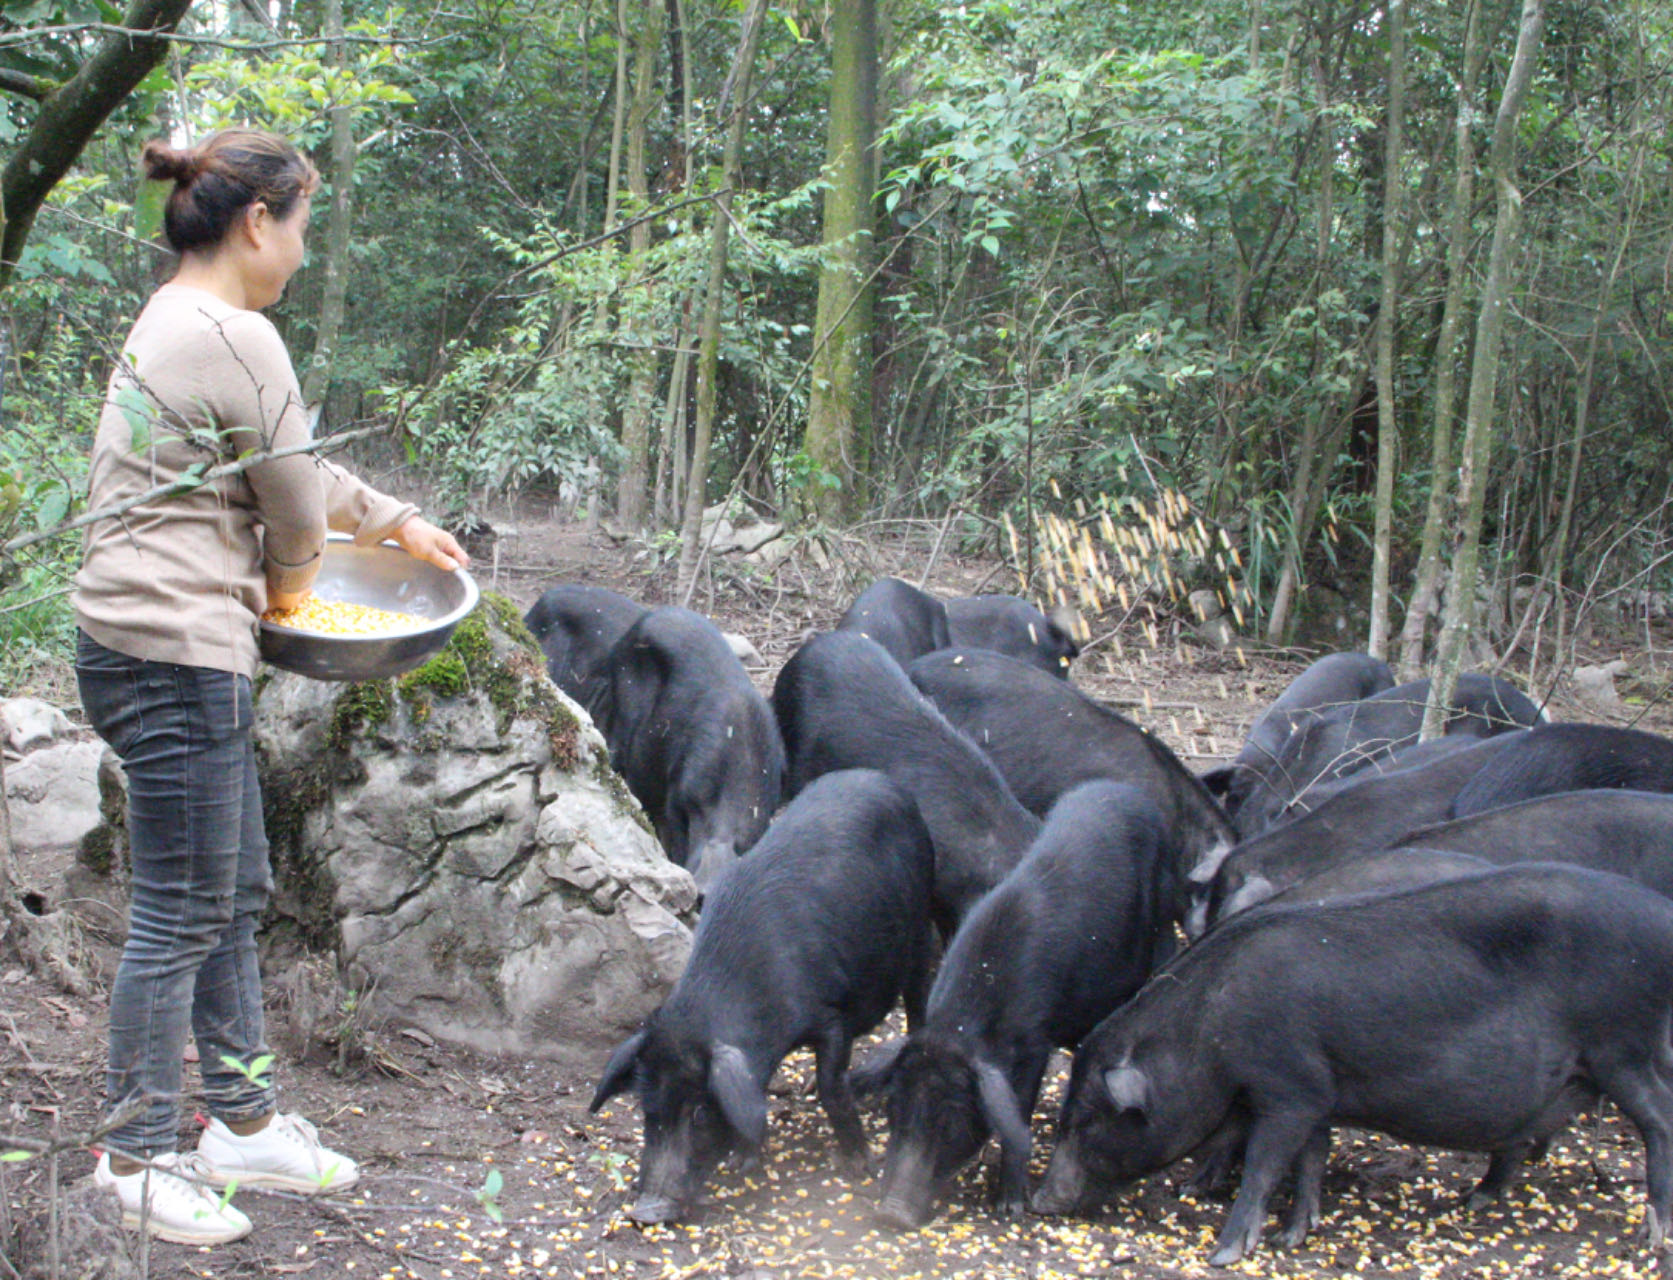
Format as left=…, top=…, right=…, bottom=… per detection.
left=262, top=597, right=424, bottom=636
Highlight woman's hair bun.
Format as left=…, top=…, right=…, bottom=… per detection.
left=140, top=139, right=202, bottom=185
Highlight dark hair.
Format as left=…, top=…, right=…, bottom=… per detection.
left=141, top=130, right=320, bottom=254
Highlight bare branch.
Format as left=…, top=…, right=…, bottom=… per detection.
left=0, top=24, right=429, bottom=53
left=1, top=424, right=386, bottom=559
left=0, top=68, right=54, bottom=101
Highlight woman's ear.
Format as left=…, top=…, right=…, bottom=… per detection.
left=240, top=201, right=273, bottom=248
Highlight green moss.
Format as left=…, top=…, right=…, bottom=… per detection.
left=399, top=649, right=470, bottom=701
left=327, top=679, right=393, bottom=753
left=77, top=823, right=116, bottom=875
left=487, top=592, right=539, bottom=650
left=385, top=592, right=584, bottom=760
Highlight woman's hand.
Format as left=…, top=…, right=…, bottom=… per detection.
left=394, top=516, right=471, bottom=571
left=268, top=586, right=312, bottom=612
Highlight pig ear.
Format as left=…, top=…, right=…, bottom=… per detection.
left=1102, top=1063, right=1151, bottom=1116
left=849, top=1037, right=908, bottom=1097
left=709, top=1043, right=768, bottom=1149
left=974, top=1060, right=1032, bottom=1168
left=590, top=1029, right=648, bottom=1112
left=1198, top=765, right=1238, bottom=798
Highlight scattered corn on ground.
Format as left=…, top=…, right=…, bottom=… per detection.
left=329, top=1041, right=1664, bottom=1280
left=262, top=597, right=424, bottom=635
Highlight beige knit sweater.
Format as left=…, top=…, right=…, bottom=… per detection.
left=73, top=283, right=418, bottom=677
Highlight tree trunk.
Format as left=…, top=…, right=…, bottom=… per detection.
left=1367, top=0, right=1406, bottom=659
left=614, top=0, right=667, bottom=531
left=676, top=0, right=767, bottom=595
left=653, top=0, right=695, bottom=528
left=1423, top=0, right=1546, bottom=738
left=802, top=0, right=879, bottom=522
left=1, top=0, right=194, bottom=284
left=1265, top=50, right=1339, bottom=645
left=1546, top=182, right=1638, bottom=690
left=1396, top=0, right=1487, bottom=680
left=301, top=0, right=356, bottom=410
left=602, top=0, right=630, bottom=237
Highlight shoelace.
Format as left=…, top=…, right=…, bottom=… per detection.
left=121, top=1153, right=223, bottom=1205
left=272, top=1113, right=326, bottom=1160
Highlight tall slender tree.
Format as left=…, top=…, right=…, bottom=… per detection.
left=677, top=0, right=768, bottom=595
left=1423, top=0, right=1547, bottom=737
left=301, top=0, right=358, bottom=410
left=802, top=0, right=880, bottom=521
left=1397, top=0, right=1489, bottom=679
left=1367, top=0, right=1406, bottom=658
left=615, top=0, right=667, bottom=530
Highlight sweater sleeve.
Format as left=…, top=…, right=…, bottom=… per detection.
left=208, top=312, right=326, bottom=593
left=319, top=457, right=421, bottom=545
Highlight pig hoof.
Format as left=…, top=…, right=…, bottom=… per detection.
left=994, top=1192, right=1026, bottom=1218
left=1206, top=1243, right=1248, bottom=1268
left=1207, top=1229, right=1257, bottom=1268
left=874, top=1198, right=930, bottom=1231
left=628, top=1195, right=683, bottom=1225
left=1644, top=1205, right=1669, bottom=1252
left=836, top=1149, right=874, bottom=1180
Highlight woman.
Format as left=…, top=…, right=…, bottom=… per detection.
left=73, top=129, right=469, bottom=1245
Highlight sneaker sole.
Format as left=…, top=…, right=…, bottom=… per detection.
left=119, top=1207, right=252, bottom=1245
left=201, top=1167, right=360, bottom=1195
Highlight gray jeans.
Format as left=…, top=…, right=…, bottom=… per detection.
left=75, top=631, right=277, bottom=1158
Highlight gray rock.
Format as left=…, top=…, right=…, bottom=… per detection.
left=1572, top=659, right=1628, bottom=712
left=723, top=631, right=764, bottom=666
left=1, top=697, right=73, bottom=753
left=5, top=739, right=103, bottom=863
left=251, top=598, right=695, bottom=1068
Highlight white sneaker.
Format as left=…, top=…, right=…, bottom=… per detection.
left=94, top=1150, right=253, bottom=1245
left=196, top=1112, right=360, bottom=1194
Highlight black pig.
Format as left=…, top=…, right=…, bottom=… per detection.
left=523, top=583, right=647, bottom=704
left=944, top=595, right=1081, bottom=678
left=1191, top=733, right=1524, bottom=934
left=858, top=782, right=1177, bottom=1228
left=1229, top=674, right=1544, bottom=837
left=590, top=770, right=937, bottom=1224
left=836, top=577, right=950, bottom=670
left=1036, top=864, right=1673, bottom=1266
left=909, top=648, right=1234, bottom=918
left=1451, top=722, right=1673, bottom=817
left=589, top=606, right=784, bottom=888
left=773, top=631, right=1040, bottom=927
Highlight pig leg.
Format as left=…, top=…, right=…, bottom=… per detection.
left=1209, top=1109, right=1318, bottom=1267
left=1468, top=1144, right=1531, bottom=1209
left=1181, top=1116, right=1249, bottom=1199
left=902, top=924, right=937, bottom=1032
left=813, top=1026, right=869, bottom=1174
left=1271, top=1125, right=1330, bottom=1249
left=1593, top=1064, right=1673, bottom=1251
left=990, top=1053, right=1050, bottom=1216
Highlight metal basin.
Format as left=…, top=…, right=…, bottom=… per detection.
left=258, top=533, right=480, bottom=682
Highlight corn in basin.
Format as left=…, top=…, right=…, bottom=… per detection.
left=262, top=597, right=424, bottom=636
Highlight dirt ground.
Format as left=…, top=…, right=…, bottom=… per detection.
left=6, top=496, right=1673, bottom=1280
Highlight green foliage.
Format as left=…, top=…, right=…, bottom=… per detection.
left=185, top=8, right=415, bottom=142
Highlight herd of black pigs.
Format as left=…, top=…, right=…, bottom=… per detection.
left=522, top=578, right=1673, bottom=1267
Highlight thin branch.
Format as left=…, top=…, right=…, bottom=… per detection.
left=39, top=201, right=172, bottom=256
left=0, top=68, right=53, bottom=101
left=0, top=24, right=434, bottom=52
left=1, top=424, right=385, bottom=559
